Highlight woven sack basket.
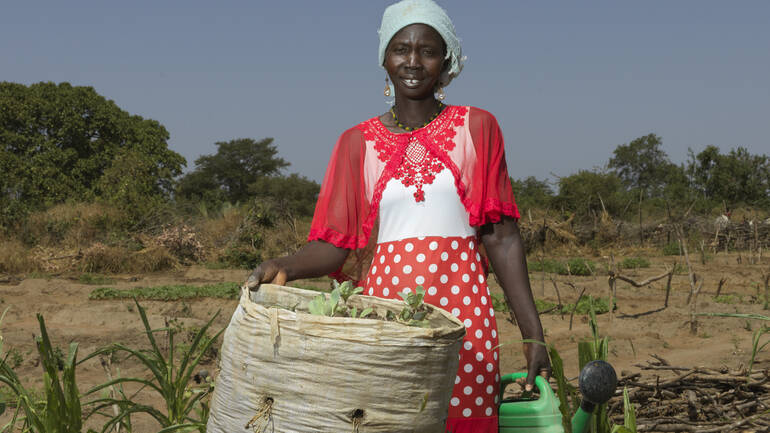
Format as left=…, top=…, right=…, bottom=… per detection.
left=207, top=284, right=465, bottom=433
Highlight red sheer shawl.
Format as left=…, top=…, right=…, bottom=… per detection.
left=308, top=106, right=520, bottom=282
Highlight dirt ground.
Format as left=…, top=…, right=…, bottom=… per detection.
left=1, top=252, right=768, bottom=431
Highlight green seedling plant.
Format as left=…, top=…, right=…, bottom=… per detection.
left=579, top=297, right=612, bottom=433
left=307, top=280, right=373, bottom=319
left=610, top=388, right=637, bottom=433
left=307, top=282, right=427, bottom=326
left=0, top=312, right=87, bottom=433
left=81, top=299, right=224, bottom=432
left=307, top=288, right=341, bottom=316
left=335, top=280, right=374, bottom=319
left=749, top=325, right=770, bottom=375
left=98, top=366, right=135, bottom=433
left=396, top=286, right=430, bottom=327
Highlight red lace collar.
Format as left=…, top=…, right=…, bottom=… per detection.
left=364, top=105, right=464, bottom=141
left=356, top=105, right=469, bottom=206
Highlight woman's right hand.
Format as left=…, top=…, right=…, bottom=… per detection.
left=245, top=259, right=288, bottom=291
left=243, top=241, right=350, bottom=291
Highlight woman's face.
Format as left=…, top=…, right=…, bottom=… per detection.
left=384, top=23, right=447, bottom=100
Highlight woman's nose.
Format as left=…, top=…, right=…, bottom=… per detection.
left=406, top=51, right=420, bottom=68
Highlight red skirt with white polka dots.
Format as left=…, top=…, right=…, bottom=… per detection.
left=363, top=235, right=500, bottom=433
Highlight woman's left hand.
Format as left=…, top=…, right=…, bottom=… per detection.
left=523, top=341, right=551, bottom=392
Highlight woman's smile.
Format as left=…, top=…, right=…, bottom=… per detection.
left=401, top=78, right=423, bottom=88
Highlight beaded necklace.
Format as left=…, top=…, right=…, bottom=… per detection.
left=390, top=102, right=444, bottom=132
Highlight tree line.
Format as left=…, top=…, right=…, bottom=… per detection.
left=2, top=82, right=768, bottom=233
left=512, top=134, right=770, bottom=218
left=0, top=82, right=319, bottom=231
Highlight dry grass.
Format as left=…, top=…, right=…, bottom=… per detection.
left=80, top=243, right=129, bottom=273
left=81, top=243, right=177, bottom=273
left=29, top=245, right=81, bottom=273
left=197, top=205, right=242, bottom=250
left=260, top=217, right=311, bottom=259
left=0, top=240, right=36, bottom=274
left=131, top=246, right=178, bottom=272
left=25, top=202, right=125, bottom=248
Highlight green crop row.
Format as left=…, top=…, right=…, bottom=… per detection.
left=492, top=293, right=611, bottom=315
left=89, top=282, right=241, bottom=301
left=528, top=258, right=597, bottom=276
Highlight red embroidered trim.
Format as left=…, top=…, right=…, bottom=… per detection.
left=407, top=107, right=475, bottom=226
left=354, top=105, right=469, bottom=249
left=394, top=138, right=443, bottom=202
left=307, top=226, right=359, bottom=249
left=358, top=133, right=409, bottom=248
left=469, top=198, right=520, bottom=226
left=362, top=106, right=466, bottom=203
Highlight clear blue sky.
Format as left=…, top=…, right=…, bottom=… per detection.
left=3, top=1, right=769, bottom=185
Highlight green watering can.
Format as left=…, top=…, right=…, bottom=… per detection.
left=499, top=360, right=617, bottom=433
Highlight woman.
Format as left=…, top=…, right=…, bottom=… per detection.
left=247, top=0, right=550, bottom=431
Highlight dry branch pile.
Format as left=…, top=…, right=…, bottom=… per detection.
left=609, top=356, right=770, bottom=432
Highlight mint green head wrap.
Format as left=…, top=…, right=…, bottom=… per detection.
left=378, top=0, right=464, bottom=89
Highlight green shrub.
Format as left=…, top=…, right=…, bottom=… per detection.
left=566, top=258, right=595, bottom=276
left=662, top=242, right=680, bottom=256
left=559, top=296, right=611, bottom=315
left=620, top=257, right=650, bottom=269
left=528, top=258, right=596, bottom=276
left=528, top=259, right=567, bottom=275
left=535, top=299, right=557, bottom=313
left=494, top=296, right=610, bottom=316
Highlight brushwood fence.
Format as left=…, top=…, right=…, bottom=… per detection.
left=518, top=215, right=770, bottom=255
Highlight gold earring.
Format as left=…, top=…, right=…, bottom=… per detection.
left=384, top=76, right=392, bottom=97
left=437, top=86, right=446, bottom=101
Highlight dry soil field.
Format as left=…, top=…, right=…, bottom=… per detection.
left=1, top=251, right=768, bottom=431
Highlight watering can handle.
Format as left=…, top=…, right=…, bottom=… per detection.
left=499, top=372, right=552, bottom=402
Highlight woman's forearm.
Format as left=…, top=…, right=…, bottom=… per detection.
left=480, top=217, right=545, bottom=341
left=275, top=240, right=350, bottom=282
left=249, top=240, right=350, bottom=287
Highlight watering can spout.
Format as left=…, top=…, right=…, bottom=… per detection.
left=499, top=360, right=617, bottom=433
left=571, top=360, right=618, bottom=433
